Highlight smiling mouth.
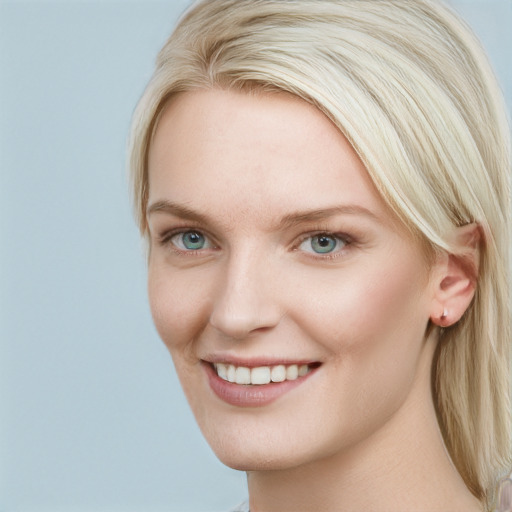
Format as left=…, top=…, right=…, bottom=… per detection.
left=212, top=362, right=321, bottom=386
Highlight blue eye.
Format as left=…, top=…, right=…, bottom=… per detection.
left=172, top=230, right=208, bottom=251
left=300, top=234, right=347, bottom=254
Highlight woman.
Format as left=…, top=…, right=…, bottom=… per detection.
left=129, top=0, right=511, bottom=510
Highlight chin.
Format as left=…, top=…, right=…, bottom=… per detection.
left=205, top=433, right=282, bottom=470
left=214, top=447, right=305, bottom=472
left=203, top=422, right=332, bottom=473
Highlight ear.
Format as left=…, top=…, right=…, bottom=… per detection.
left=430, top=224, right=481, bottom=328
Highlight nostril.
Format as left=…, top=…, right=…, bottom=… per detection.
left=208, top=271, right=282, bottom=339
left=209, top=310, right=281, bottom=340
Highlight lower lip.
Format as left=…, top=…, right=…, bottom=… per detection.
left=204, top=362, right=316, bottom=407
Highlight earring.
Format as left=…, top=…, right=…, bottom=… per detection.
left=440, top=308, right=448, bottom=325
left=431, top=308, right=449, bottom=327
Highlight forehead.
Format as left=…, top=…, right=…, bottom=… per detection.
left=147, top=88, right=391, bottom=228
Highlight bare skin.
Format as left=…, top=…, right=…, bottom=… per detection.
left=147, top=89, right=482, bottom=512
left=247, top=329, right=482, bottom=512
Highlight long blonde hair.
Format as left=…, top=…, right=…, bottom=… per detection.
left=129, top=0, right=511, bottom=505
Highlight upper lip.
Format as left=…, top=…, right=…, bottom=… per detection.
left=202, top=355, right=321, bottom=368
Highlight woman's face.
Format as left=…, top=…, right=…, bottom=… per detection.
left=147, top=89, right=439, bottom=471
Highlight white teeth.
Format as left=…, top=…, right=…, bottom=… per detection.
left=271, top=365, right=286, bottom=382
left=214, top=362, right=314, bottom=385
left=251, top=366, right=271, bottom=385
left=216, top=363, right=228, bottom=380
left=235, top=366, right=251, bottom=385
left=286, top=364, right=298, bottom=380
left=227, top=364, right=236, bottom=383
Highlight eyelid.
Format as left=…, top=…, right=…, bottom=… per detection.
left=293, top=231, right=353, bottom=259
left=157, top=227, right=218, bottom=254
left=154, top=225, right=355, bottom=260
left=172, top=231, right=213, bottom=251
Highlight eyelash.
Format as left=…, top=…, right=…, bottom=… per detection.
left=157, top=228, right=217, bottom=256
left=294, top=231, right=353, bottom=260
left=157, top=228, right=353, bottom=260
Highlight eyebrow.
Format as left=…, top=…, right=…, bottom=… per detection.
left=146, top=200, right=380, bottom=229
left=277, top=205, right=380, bottom=230
left=147, top=200, right=211, bottom=224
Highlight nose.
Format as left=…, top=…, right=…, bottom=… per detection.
left=209, top=249, right=282, bottom=340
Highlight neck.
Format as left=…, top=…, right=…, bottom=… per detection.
left=246, top=331, right=482, bottom=512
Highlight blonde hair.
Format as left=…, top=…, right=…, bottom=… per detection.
left=129, top=0, right=511, bottom=506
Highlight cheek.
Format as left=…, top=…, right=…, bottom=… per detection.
left=147, top=263, right=213, bottom=351
left=308, top=255, right=429, bottom=345
left=286, top=264, right=431, bottom=447
left=297, top=259, right=431, bottom=393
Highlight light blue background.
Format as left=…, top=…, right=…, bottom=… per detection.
left=0, top=1, right=510, bottom=511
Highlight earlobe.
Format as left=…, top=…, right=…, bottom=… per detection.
left=437, top=308, right=449, bottom=328
left=430, top=224, right=481, bottom=328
